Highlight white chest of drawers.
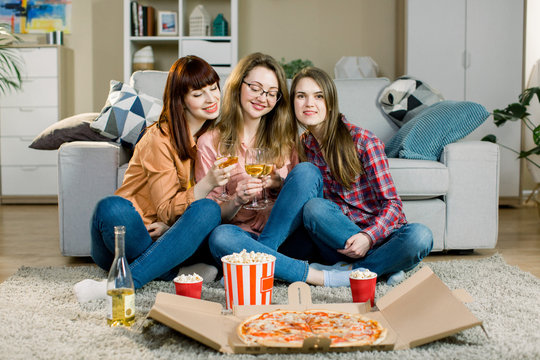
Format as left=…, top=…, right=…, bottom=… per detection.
left=0, top=45, right=73, bottom=203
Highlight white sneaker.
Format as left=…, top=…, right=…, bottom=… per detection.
left=73, top=279, right=107, bottom=303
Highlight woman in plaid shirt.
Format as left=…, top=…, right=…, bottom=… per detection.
left=292, top=67, right=433, bottom=287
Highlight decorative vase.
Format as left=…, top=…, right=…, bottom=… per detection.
left=212, top=13, right=228, bottom=36
left=132, top=46, right=154, bottom=71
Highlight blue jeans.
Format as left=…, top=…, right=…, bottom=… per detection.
left=303, top=197, right=433, bottom=278
left=91, top=196, right=221, bottom=288
left=209, top=162, right=323, bottom=283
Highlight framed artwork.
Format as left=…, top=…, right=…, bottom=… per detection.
left=0, top=0, right=72, bottom=34
left=158, top=11, right=177, bottom=36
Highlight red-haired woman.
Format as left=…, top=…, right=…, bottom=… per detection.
left=74, top=56, right=235, bottom=302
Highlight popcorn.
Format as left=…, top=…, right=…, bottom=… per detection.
left=221, top=249, right=276, bottom=265
left=173, top=273, right=203, bottom=283
left=350, top=269, right=377, bottom=279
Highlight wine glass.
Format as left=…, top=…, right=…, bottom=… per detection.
left=213, top=141, right=238, bottom=202
left=243, top=148, right=267, bottom=210
left=260, top=150, right=274, bottom=204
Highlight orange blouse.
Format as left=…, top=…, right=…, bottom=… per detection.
left=115, top=123, right=196, bottom=226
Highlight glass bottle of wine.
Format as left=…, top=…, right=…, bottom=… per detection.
left=106, top=225, right=135, bottom=327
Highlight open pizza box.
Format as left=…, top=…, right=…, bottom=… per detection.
left=147, top=266, right=482, bottom=353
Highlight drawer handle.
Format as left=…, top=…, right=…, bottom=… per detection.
left=21, top=166, right=39, bottom=171
left=18, top=108, right=35, bottom=112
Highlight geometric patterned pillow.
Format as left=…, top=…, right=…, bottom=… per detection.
left=378, top=76, right=444, bottom=128
left=90, top=80, right=163, bottom=148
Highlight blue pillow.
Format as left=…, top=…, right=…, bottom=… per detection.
left=385, top=101, right=489, bottom=160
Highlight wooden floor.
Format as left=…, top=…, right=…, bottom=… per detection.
left=0, top=203, right=539, bottom=283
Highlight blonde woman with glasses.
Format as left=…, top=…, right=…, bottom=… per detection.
left=196, top=53, right=331, bottom=286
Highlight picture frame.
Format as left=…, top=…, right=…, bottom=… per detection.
left=158, top=11, right=178, bottom=36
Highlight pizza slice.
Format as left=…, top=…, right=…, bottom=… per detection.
left=237, top=310, right=312, bottom=347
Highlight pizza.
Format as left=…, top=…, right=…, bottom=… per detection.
left=237, top=309, right=387, bottom=347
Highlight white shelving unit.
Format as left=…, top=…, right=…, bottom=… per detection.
left=0, top=45, right=73, bottom=203
left=123, top=0, right=238, bottom=83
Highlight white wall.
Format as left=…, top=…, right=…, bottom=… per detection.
left=524, top=0, right=540, bottom=189
left=238, top=0, right=397, bottom=79
left=526, top=0, right=540, bottom=81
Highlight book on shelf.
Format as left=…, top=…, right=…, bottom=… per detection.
left=130, top=1, right=156, bottom=37
left=147, top=6, right=155, bottom=36
left=131, top=1, right=138, bottom=36
left=142, top=6, right=148, bottom=36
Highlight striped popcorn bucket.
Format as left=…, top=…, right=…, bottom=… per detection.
left=221, top=256, right=276, bottom=310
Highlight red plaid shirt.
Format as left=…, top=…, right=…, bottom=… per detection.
left=301, top=118, right=406, bottom=245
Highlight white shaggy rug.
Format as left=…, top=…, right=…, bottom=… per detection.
left=0, top=254, right=539, bottom=359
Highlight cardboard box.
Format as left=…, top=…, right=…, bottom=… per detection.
left=148, top=266, right=482, bottom=353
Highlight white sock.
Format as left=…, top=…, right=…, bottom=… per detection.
left=322, top=269, right=352, bottom=287
left=73, top=279, right=107, bottom=303
left=177, top=263, right=218, bottom=283
left=387, top=270, right=405, bottom=286
left=310, top=261, right=351, bottom=271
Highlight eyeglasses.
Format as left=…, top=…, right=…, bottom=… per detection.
left=242, top=81, right=282, bottom=103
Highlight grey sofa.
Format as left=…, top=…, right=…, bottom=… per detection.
left=58, top=71, right=500, bottom=256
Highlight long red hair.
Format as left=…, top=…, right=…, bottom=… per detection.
left=157, top=55, right=220, bottom=161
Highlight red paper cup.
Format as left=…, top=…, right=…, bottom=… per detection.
left=173, top=279, right=203, bottom=299
left=350, top=274, right=377, bottom=307
left=221, top=257, right=275, bottom=310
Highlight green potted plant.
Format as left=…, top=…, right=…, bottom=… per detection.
left=279, top=58, right=313, bottom=79
left=482, top=87, right=540, bottom=211
left=0, top=23, right=23, bottom=95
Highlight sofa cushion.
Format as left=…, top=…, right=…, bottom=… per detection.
left=378, top=76, right=444, bottom=127
left=90, top=80, right=163, bottom=148
left=401, top=199, right=446, bottom=251
left=334, top=78, right=397, bottom=144
left=129, top=70, right=229, bottom=100
left=29, top=113, right=110, bottom=150
left=385, top=100, right=489, bottom=161
left=388, top=158, right=448, bottom=199
left=117, top=163, right=129, bottom=189
left=130, top=70, right=169, bottom=99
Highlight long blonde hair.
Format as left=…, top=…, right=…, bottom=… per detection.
left=216, top=52, right=296, bottom=167
left=291, top=67, right=363, bottom=188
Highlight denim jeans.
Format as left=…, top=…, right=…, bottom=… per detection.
left=91, top=196, right=221, bottom=288
left=209, top=162, right=323, bottom=283
left=303, top=197, right=433, bottom=278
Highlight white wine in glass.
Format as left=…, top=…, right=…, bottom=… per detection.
left=243, top=148, right=267, bottom=210
left=214, top=141, right=238, bottom=201
left=261, top=162, right=273, bottom=204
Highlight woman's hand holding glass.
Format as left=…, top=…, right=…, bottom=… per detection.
left=214, top=141, right=238, bottom=201
left=261, top=167, right=282, bottom=201
left=233, top=177, right=263, bottom=206
left=204, top=157, right=236, bottom=195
